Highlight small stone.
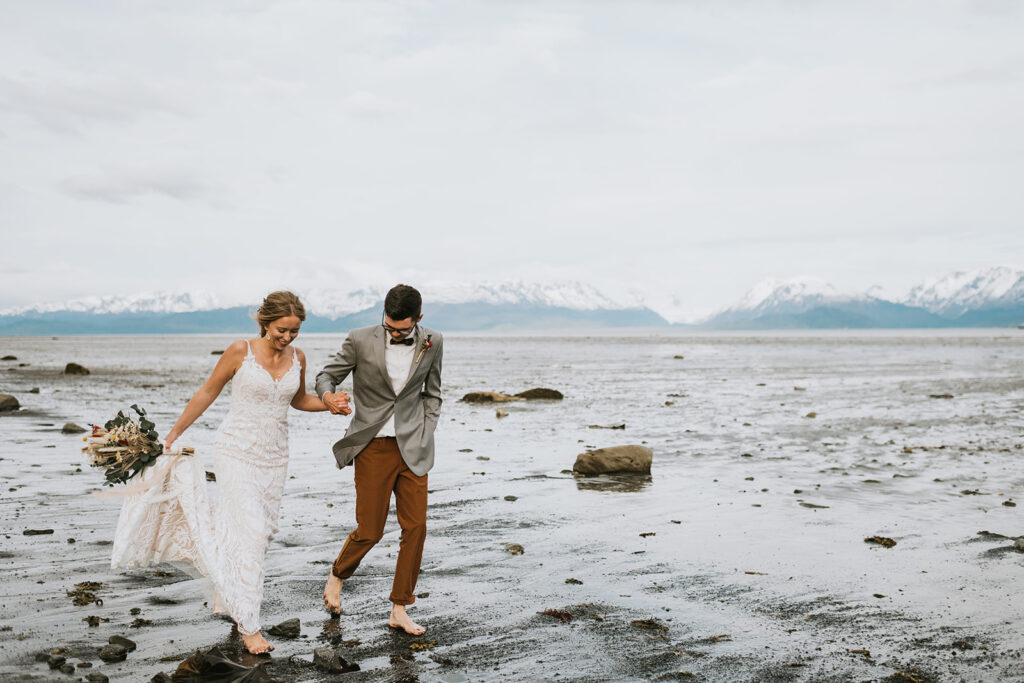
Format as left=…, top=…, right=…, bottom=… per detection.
left=1014, top=538, right=1024, bottom=552
left=673, top=355, right=684, bottom=359
left=504, top=543, right=525, bottom=555
left=496, top=409, right=509, bottom=418
left=417, top=592, right=430, bottom=599
left=130, top=607, right=142, bottom=615
left=211, top=350, right=224, bottom=355
left=64, top=362, right=90, bottom=375
left=864, top=536, right=897, bottom=548
left=98, top=644, right=128, bottom=662
left=515, top=388, right=564, bottom=400
left=805, top=412, right=817, bottom=418
left=1003, top=500, right=1016, bottom=507
left=60, top=663, right=76, bottom=675
left=267, top=618, right=300, bottom=638
left=1, top=355, right=16, bottom=361
left=461, top=391, right=516, bottom=403
left=109, top=635, right=137, bottom=652
left=504, top=495, right=518, bottom=502
left=62, top=422, right=87, bottom=434
left=0, top=394, right=19, bottom=412
left=565, top=578, right=583, bottom=585
left=23, top=528, right=54, bottom=536
left=313, top=646, right=360, bottom=673
left=29, top=387, right=40, bottom=394
left=47, top=654, right=67, bottom=669
left=150, top=674, right=173, bottom=683
left=85, top=673, right=110, bottom=683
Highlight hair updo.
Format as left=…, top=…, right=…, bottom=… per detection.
left=256, top=291, right=306, bottom=337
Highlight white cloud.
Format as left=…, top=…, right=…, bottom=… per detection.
left=1, top=1, right=1022, bottom=318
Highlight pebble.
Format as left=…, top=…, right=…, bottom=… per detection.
left=98, top=644, right=127, bottom=662
left=313, top=646, right=360, bottom=673
left=109, top=635, right=137, bottom=652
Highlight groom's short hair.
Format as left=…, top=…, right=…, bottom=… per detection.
left=385, top=284, right=422, bottom=321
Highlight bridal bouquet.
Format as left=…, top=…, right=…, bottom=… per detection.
left=83, top=404, right=191, bottom=485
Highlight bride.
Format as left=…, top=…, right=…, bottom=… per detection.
left=110, top=291, right=349, bottom=654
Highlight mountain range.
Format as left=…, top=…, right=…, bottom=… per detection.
left=1, top=268, right=1022, bottom=334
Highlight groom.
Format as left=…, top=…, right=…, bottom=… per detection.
left=316, top=284, right=443, bottom=635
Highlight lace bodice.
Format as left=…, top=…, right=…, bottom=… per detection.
left=214, top=342, right=299, bottom=468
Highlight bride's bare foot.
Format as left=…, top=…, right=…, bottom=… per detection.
left=241, top=631, right=274, bottom=655
left=323, top=573, right=343, bottom=616
left=388, top=604, right=425, bottom=636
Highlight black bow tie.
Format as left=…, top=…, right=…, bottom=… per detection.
left=390, top=337, right=415, bottom=346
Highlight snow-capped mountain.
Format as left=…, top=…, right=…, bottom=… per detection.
left=3, top=290, right=224, bottom=316
left=703, top=276, right=936, bottom=329
left=902, top=266, right=1024, bottom=317
left=722, top=277, right=861, bottom=316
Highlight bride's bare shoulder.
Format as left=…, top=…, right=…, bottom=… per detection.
left=221, top=340, right=249, bottom=358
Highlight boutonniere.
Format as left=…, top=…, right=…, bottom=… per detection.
left=415, top=334, right=433, bottom=364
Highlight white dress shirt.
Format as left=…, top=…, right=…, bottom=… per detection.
left=376, top=334, right=416, bottom=437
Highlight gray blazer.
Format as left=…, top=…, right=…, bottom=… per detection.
left=315, top=324, right=443, bottom=476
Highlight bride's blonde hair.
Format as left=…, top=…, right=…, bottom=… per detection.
left=256, top=291, right=306, bottom=337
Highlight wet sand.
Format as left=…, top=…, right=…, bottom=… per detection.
left=1, top=330, right=1023, bottom=681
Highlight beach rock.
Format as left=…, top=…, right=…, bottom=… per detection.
left=29, top=387, right=40, bottom=394
left=267, top=618, right=300, bottom=638
left=85, top=674, right=109, bottom=683
left=98, top=644, right=128, bottom=662
left=504, top=543, right=525, bottom=555
left=314, top=646, right=360, bottom=673
left=150, top=674, right=172, bottom=683
left=62, top=422, right=87, bottom=434
left=109, top=635, right=137, bottom=652
left=60, top=663, right=75, bottom=675
left=1014, top=538, right=1024, bottom=552
left=515, top=388, right=564, bottom=400
left=865, top=536, right=897, bottom=548
left=64, top=362, right=90, bottom=375
left=573, top=445, right=653, bottom=475
left=0, top=394, right=19, bottom=412
left=1, top=355, right=16, bottom=361
left=23, top=528, right=54, bottom=535
left=211, top=350, right=224, bottom=355
left=496, top=409, right=509, bottom=418
left=46, top=654, right=66, bottom=669
left=504, top=495, right=518, bottom=501
left=461, top=391, right=516, bottom=403
left=588, top=423, right=626, bottom=430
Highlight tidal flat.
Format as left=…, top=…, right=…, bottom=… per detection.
left=1, top=330, right=1023, bottom=682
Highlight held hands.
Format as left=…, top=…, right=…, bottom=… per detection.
left=323, top=391, right=352, bottom=416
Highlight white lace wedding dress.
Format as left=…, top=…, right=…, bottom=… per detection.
left=110, top=342, right=298, bottom=635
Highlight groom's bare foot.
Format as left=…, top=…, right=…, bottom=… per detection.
left=323, top=573, right=343, bottom=616
left=241, top=631, right=274, bottom=655
left=388, top=604, right=425, bottom=636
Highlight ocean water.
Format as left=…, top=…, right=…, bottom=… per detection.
left=1, top=329, right=1023, bottom=680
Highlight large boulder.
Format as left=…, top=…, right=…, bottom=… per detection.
left=573, top=445, right=653, bottom=475
left=64, top=362, right=90, bottom=375
left=515, top=388, right=564, bottom=400
left=461, top=391, right=517, bottom=403
left=0, top=394, right=19, bottom=412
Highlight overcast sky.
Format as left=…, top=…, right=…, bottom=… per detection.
left=2, top=0, right=1022, bottom=320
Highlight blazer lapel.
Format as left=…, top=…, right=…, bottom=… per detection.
left=371, top=325, right=395, bottom=396
left=398, top=326, right=426, bottom=395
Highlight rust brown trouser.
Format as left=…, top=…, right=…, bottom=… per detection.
left=331, top=437, right=428, bottom=606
